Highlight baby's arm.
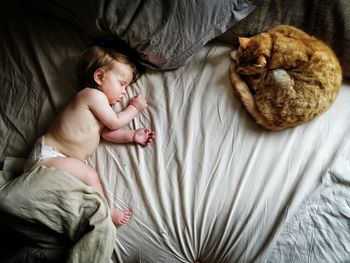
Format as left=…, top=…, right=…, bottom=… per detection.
left=101, top=127, right=155, bottom=146
left=90, top=90, right=147, bottom=130
left=116, top=95, right=148, bottom=128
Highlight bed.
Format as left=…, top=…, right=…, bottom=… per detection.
left=1, top=0, right=350, bottom=262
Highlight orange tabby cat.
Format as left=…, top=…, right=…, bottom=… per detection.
left=230, top=25, right=342, bottom=131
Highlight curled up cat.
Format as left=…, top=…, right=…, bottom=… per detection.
left=230, top=24, right=342, bottom=131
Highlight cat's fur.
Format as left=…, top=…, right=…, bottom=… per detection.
left=230, top=25, right=342, bottom=131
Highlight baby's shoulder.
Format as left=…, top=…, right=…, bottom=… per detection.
left=78, top=87, right=101, bottom=96
left=76, top=87, right=106, bottom=103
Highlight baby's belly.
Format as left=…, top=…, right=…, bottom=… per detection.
left=44, top=133, right=100, bottom=161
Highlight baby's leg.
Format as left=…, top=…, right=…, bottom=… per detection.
left=38, top=157, right=132, bottom=226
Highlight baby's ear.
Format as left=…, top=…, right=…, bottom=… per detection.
left=93, top=68, right=105, bottom=86
left=238, top=37, right=251, bottom=49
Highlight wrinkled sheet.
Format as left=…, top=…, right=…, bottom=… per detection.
left=89, top=43, right=350, bottom=262
left=266, top=146, right=350, bottom=262
left=0, top=162, right=116, bottom=262
left=0, top=0, right=92, bottom=165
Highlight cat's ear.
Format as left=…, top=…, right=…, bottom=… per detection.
left=238, top=37, right=251, bottom=49
left=254, top=55, right=267, bottom=68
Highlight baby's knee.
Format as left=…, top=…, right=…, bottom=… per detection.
left=83, top=168, right=100, bottom=187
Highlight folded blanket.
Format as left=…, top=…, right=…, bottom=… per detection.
left=0, top=162, right=115, bottom=262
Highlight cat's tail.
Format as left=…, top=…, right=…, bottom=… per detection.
left=230, top=51, right=278, bottom=131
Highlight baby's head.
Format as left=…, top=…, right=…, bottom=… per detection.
left=77, top=43, right=144, bottom=90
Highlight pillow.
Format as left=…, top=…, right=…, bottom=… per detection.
left=30, top=0, right=259, bottom=69
left=218, top=0, right=350, bottom=79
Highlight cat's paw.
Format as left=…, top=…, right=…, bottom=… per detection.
left=230, top=50, right=239, bottom=64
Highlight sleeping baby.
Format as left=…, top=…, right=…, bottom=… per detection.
left=24, top=44, right=155, bottom=227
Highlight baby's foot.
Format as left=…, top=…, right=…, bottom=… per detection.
left=133, top=128, right=155, bottom=146
left=111, top=209, right=132, bottom=227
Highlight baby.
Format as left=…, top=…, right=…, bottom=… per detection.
left=24, top=44, right=155, bottom=227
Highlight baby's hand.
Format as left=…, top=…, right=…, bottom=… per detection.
left=129, top=95, right=148, bottom=112
left=133, top=128, right=155, bottom=146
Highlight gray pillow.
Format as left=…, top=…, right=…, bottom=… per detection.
left=30, top=0, right=259, bottom=69
left=218, top=0, right=350, bottom=79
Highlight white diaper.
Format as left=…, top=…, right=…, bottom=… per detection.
left=24, top=136, right=66, bottom=172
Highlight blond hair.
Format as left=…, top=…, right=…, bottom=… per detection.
left=77, top=44, right=143, bottom=89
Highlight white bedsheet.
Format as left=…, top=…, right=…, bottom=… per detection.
left=89, top=42, right=350, bottom=262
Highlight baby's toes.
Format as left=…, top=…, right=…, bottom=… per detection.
left=125, top=210, right=132, bottom=217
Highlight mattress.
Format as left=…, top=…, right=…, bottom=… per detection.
left=1, top=1, right=350, bottom=262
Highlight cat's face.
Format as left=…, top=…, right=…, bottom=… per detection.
left=236, top=33, right=272, bottom=77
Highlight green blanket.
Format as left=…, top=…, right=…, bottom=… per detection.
left=0, top=160, right=116, bottom=262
